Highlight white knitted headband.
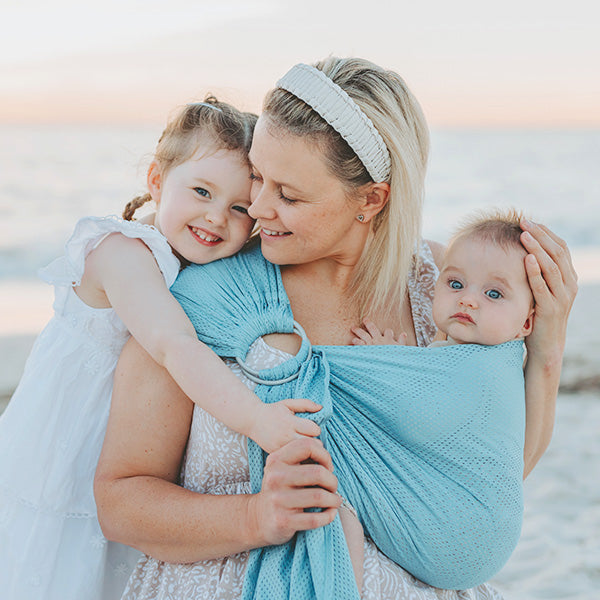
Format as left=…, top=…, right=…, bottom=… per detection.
left=276, top=63, right=392, bottom=183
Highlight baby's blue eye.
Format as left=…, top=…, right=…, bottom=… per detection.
left=232, top=205, right=249, bottom=215
left=449, top=280, right=463, bottom=290
left=194, top=187, right=210, bottom=198
left=486, top=289, right=502, bottom=299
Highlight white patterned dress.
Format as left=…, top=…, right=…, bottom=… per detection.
left=0, top=216, right=180, bottom=600
left=123, top=243, right=504, bottom=600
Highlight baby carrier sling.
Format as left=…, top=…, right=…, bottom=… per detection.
left=171, top=244, right=525, bottom=598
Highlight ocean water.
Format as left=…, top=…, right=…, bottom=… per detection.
left=1, top=125, right=599, bottom=285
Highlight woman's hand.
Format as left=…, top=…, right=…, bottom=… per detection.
left=248, top=437, right=341, bottom=547
left=519, top=219, right=578, bottom=476
left=520, top=219, right=578, bottom=363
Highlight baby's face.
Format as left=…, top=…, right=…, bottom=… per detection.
left=432, top=236, right=535, bottom=345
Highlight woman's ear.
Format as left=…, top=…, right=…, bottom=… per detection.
left=357, top=182, right=390, bottom=223
left=147, top=161, right=162, bottom=204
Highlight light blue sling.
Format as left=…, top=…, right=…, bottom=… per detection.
left=171, top=243, right=525, bottom=597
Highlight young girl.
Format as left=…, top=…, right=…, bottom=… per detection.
left=0, top=98, right=320, bottom=600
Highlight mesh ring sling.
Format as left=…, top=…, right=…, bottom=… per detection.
left=171, top=245, right=525, bottom=598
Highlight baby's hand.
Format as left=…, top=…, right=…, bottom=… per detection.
left=249, top=399, right=322, bottom=454
left=351, top=319, right=408, bottom=346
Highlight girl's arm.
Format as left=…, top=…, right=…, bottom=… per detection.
left=84, top=233, right=320, bottom=454
left=519, top=220, right=578, bottom=478
left=94, top=337, right=340, bottom=562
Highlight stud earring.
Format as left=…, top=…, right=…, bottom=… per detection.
left=356, top=214, right=365, bottom=222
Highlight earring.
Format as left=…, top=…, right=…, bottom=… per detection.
left=356, top=214, right=365, bottom=222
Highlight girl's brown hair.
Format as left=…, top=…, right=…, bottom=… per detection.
left=123, top=96, right=257, bottom=220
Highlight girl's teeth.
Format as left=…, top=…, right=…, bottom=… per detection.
left=192, top=227, right=220, bottom=242
left=263, top=228, right=287, bottom=236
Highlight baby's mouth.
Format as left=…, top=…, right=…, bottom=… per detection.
left=451, top=312, right=474, bottom=324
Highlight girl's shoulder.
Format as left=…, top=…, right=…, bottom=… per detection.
left=39, top=215, right=180, bottom=288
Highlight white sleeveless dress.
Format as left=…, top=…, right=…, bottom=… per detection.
left=122, top=244, right=504, bottom=600
left=0, top=216, right=180, bottom=600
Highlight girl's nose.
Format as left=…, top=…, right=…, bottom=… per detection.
left=205, top=204, right=227, bottom=227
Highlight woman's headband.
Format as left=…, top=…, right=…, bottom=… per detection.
left=276, top=63, right=392, bottom=183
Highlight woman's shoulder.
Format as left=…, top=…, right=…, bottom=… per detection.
left=423, top=239, right=446, bottom=269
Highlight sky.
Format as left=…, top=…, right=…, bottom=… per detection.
left=1, top=0, right=599, bottom=127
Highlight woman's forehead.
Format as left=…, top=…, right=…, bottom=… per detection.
left=249, top=116, right=334, bottom=186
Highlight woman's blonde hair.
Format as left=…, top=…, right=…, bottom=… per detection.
left=263, top=57, right=429, bottom=320
left=123, top=96, right=257, bottom=220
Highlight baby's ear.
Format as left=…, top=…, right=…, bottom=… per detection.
left=520, top=308, right=535, bottom=338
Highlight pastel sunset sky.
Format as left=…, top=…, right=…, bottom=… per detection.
left=1, top=0, right=599, bottom=127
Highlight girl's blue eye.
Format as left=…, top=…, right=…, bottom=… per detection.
left=194, top=187, right=210, bottom=198
left=232, top=205, right=249, bottom=215
left=485, top=289, right=502, bottom=299
left=449, top=280, right=463, bottom=290
left=249, top=173, right=261, bottom=182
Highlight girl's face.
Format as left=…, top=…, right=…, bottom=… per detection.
left=247, top=116, right=364, bottom=267
left=150, top=142, right=254, bottom=264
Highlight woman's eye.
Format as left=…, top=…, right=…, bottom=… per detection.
left=449, top=280, right=463, bottom=290
left=485, top=289, right=502, bottom=300
left=278, top=189, right=297, bottom=204
left=194, top=187, right=210, bottom=198
left=232, top=205, right=249, bottom=215
left=249, top=172, right=262, bottom=182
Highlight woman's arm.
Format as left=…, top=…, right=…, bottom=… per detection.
left=94, top=337, right=340, bottom=563
left=519, top=220, right=578, bottom=477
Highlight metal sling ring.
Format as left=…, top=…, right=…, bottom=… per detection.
left=235, top=321, right=312, bottom=386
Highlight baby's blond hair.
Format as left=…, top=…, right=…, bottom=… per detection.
left=449, top=207, right=528, bottom=254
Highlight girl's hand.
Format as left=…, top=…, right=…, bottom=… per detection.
left=248, top=399, right=322, bottom=454
left=247, top=438, right=341, bottom=546
left=520, top=220, right=578, bottom=364
left=351, top=319, right=408, bottom=346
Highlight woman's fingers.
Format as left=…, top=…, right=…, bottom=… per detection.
left=520, top=219, right=578, bottom=303
left=266, top=437, right=334, bottom=473
left=520, top=230, right=565, bottom=300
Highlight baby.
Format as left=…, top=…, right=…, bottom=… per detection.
left=353, top=208, right=535, bottom=348
left=345, top=208, right=535, bottom=590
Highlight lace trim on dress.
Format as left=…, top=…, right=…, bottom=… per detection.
left=38, top=215, right=180, bottom=288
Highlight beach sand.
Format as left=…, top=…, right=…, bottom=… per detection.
left=1, top=283, right=598, bottom=599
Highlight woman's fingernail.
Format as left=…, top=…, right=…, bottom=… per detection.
left=522, top=231, right=533, bottom=242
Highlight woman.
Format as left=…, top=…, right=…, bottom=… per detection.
left=95, top=57, right=577, bottom=599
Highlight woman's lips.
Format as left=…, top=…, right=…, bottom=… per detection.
left=188, top=225, right=223, bottom=246
left=260, top=227, right=291, bottom=238
left=451, top=312, right=475, bottom=324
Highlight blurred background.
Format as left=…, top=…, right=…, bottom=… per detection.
left=1, top=1, right=599, bottom=598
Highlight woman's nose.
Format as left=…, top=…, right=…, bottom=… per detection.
left=248, top=185, right=277, bottom=220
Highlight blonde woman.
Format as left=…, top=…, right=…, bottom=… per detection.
left=95, top=57, right=577, bottom=599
